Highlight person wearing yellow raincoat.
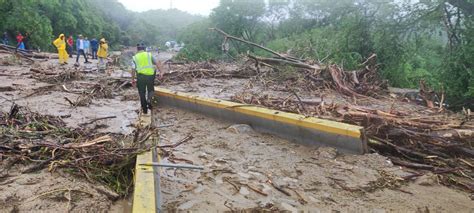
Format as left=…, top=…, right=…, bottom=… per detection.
left=53, top=34, right=68, bottom=65
left=97, top=38, right=108, bottom=71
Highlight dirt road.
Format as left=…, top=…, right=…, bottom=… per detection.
left=0, top=51, right=472, bottom=212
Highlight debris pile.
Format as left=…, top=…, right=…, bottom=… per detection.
left=212, top=28, right=388, bottom=98
left=0, top=104, right=152, bottom=196
left=231, top=91, right=474, bottom=192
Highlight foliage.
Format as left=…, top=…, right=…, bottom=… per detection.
left=0, top=0, right=203, bottom=50
left=175, top=20, right=222, bottom=61
left=177, top=0, right=473, bottom=108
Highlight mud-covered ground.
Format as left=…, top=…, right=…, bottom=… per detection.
left=0, top=53, right=138, bottom=212
left=0, top=52, right=473, bottom=212
left=154, top=107, right=473, bottom=212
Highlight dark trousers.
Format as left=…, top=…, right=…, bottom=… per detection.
left=137, top=73, right=155, bottom=113
left=76, top=49, right=88, bottom=63
left=66, top=45, right=73, bottom=57
left=92, top=48, right=98, bottom=59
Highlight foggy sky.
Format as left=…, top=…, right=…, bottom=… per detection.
left=117, top=0, right=220, bottom=15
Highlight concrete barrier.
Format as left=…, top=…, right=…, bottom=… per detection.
left=132, top=115, right=161, bottom=213
left=155, top=87, right=368, bottom=154
left=133, top=150, right=158, bottom=213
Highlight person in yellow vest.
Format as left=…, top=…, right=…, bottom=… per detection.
left=53, top=34, right=68, bottom=65
left=97, top=38, right=108, bottom=72
left=131, top=43, right=163, bottom=114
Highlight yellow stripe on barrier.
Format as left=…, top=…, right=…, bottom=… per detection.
left=156, top=87, right=362, bottom=138
left=133, top=151, right=156, bottom=213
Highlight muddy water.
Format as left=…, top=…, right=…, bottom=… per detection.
left=109, top=197, right=133, bottom=213
left=152, top=106, right=474, bottom=212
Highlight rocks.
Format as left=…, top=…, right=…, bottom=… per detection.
left=227, top=124, right=254, bottom=134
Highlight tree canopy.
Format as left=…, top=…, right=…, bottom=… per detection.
left=0, top=0, right=203, bottom=50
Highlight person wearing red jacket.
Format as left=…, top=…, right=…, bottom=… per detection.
left=67, top=36, right=74, bottom=58
left=16, top=32, right=25, bottom=50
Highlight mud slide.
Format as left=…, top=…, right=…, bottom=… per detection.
left=0, top=51, right=472, bottom=212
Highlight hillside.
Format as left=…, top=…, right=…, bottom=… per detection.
left=0, top=0, right=202, bottom=50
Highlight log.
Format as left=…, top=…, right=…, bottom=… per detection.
left=0, top=86, right=15, bottom=92
left=30, top=68, right=56, bottom=75
left=248, top=54, right=321, bottom=70
left=431, top=129, right=474, bottom=141
left=211, top=28, right=322, bottom=71
left=210, top=28, right=285, bottom=58
left=391, top=158, right=435, bottom=170
left=0, top=43, right=33, bottom=54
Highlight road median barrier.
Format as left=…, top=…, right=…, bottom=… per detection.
left=155, top=87, right=368, bottom=154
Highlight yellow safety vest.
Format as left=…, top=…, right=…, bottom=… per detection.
left=133, top=51, right=155, bottom=75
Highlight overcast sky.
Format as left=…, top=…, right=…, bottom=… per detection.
left=117, top=0, right=220, bottom=16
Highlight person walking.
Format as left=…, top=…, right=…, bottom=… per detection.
left=67, top=35, right=74, bottom=58
left=131, top=43, right=163, bottom=115
left=75, top=35, right=90, bottom=65
left=2, top=32, right=8, bottom=45
left=84, top=37, right=90, bottom=57
left=90, top=38, right=98, bottom=59
left=16, top=32, right=25, bottom=50
left=97, top=38, right=108, bottom=72
left=53, top=34, right=69, bottom=65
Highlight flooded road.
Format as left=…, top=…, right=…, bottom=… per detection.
left=1, top=51, right=472, bottom=212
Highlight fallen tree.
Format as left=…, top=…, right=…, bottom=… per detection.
left=211, top=28, right=387, bottom=98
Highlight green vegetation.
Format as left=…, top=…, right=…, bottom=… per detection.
left=177, top=0, right=474, bottom=108
left=0, top=0, right=203, bottom=50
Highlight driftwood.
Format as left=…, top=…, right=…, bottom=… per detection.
left=248, top=54, right=321, bottom=70
left=79, top=116, right=117, bottom=127
left=212, top=28, right=386, bottom=98
left=329, top=65, right=367, bottom=98
left=0, top=104, right=152, bottom=196
left=419, top=80, right=436, bottom=108
left=0, top=44, right=52, bottom=61
left=231, top=92, right=474, bottom=192
left=211, top=28, right=321, bottom=71
left=210, top=28, right=285, bottom=58
left=30, top=68, right=57, bottom=75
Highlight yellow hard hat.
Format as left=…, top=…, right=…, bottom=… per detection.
left=100, top=38, right=106, bottom=42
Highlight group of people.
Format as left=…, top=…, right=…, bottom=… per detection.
left=5, top=31, right=162, bottom=116
left=53, top=34, right=108, bottom=70
left=2, top=32, right=29, bottom=50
